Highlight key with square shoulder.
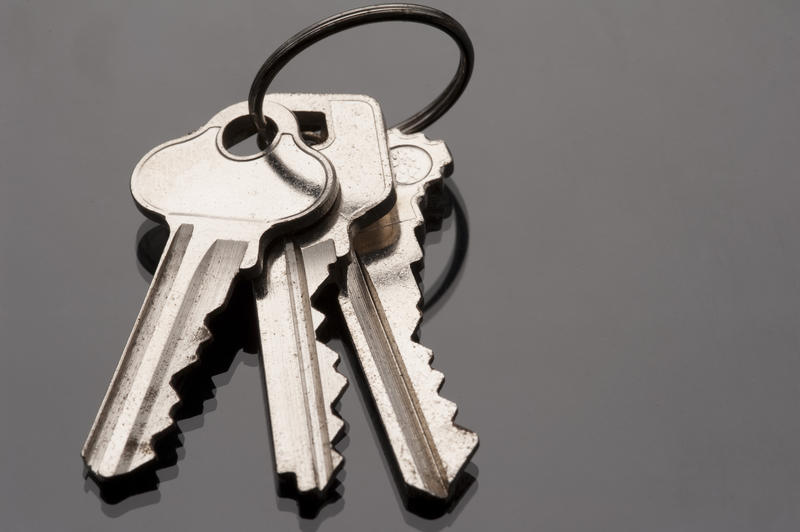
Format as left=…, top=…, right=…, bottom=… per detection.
left=253, top=94, right=395, bottom=495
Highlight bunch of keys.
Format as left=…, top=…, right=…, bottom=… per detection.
left=81, top=4, right=477, bottom=510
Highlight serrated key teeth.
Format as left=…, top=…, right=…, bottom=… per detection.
left=322, top=369, right=348, bottom=401
left=435, top=396, right=459, bottom=421
left=310, top=307, right=327, bottom=331
left=327, top=414, right=345, bottom=440
left=331, top=450, right=344, bottom=472
left=193, top=324, right=212, bottom=346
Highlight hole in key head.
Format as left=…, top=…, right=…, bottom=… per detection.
left=293, top=111, right=329, bottom=146
left=221, top=115, right=278, bottom=157
left=221, top=111, right=329, bottom=157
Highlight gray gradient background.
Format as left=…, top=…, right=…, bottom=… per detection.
left=2, top=1, right=800, bottom=530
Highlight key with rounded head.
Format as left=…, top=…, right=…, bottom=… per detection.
left=82, top=101, right=338, bottom=480
left=253, top=94, right=395, bottom=495
left=338, top=130, right=478, bottom=501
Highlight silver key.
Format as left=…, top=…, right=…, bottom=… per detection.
left=254, top=94, right=395, bottom=494
left=82, top=101, right=338, bottom=479
left=339, top=130, right=478, bottom=500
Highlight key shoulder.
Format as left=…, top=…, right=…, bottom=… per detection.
left=130, top=101, right=339, bottom=271
left=267, top=94, right=397, bottom=257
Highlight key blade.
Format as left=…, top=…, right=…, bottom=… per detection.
left=256, top=239, right=346, bottom=493
left=339, top=131, right=477, bottom=500
left=341, top=257, right=477, bottom=499
left=251, top=94, right=395, bottom=495
left=82, top=224, right=246, bottom=478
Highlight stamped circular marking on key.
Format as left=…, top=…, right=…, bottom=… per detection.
left=391, top=145, right=433, bottom=185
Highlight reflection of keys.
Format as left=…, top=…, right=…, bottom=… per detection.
left=253, top=94, right=395, bottom=494
left=82, top=101, right=338, bottom=479
left=339, top=130, right=478, bottom=500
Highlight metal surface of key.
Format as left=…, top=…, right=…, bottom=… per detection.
left=339, top=130, right=478, bottom=500
left=82, top=101, right=338, bottom=479
left=254, top=94, right=394, bottom=494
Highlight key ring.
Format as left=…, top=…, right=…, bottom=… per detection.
left=248, top=3, right=474, bottom=135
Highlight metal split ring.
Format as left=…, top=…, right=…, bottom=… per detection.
left=248, top=3, right=474, bottom=135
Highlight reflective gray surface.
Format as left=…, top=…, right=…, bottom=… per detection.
left=3, top=1, right=800, bottom=530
